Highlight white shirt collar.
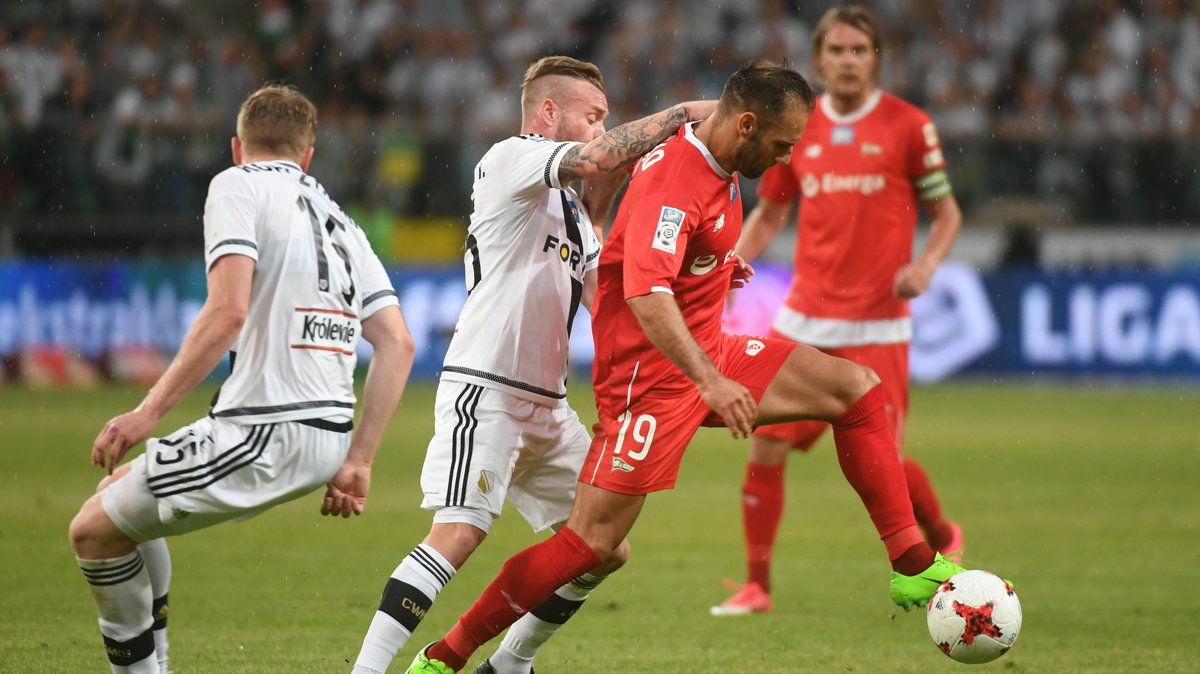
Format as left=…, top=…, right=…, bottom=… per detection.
left=247, top=159, right=303, bottom=172
left=682, top=121, right=732, bottom=179
left=819, top=89, right=883, bottom=125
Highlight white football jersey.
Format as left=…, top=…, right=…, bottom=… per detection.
left=203, top=160, right=399, bottom=424
left=441, top=135, right=602, bottom=406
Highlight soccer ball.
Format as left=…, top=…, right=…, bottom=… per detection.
left=926, top=570, right=1021, bottom=664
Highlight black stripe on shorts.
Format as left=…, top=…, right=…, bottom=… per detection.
left=445, top=384, right=483, bottom=507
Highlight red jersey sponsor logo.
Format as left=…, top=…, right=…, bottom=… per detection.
left=801, top=172, right=888, bottom=197
left=689, top=254, right=720, bottom=275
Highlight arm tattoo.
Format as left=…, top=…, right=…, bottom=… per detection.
left=558, top=103, right=690, bottom=183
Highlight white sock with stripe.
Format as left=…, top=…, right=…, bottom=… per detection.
left=352, top=544, right=456, bottom=674
left=78, top=551, right=159, bottom=673
left=138, top=539, right=171, bottom=672
left=485, top=572, right=608, bottom=673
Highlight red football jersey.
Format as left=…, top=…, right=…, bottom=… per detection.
left=592, top=123, right=743, bottom=410
left=758, top=90, right=951, bottom=329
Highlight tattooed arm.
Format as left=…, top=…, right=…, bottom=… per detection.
left=558, top=100, right=717, bottom=183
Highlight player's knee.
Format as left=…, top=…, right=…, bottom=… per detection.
left=577, top=534, right=620, bottom=564
left=860, top=364, right=882, bottom=391
left=597, top=538, right=631, bottom=574
left=424, top=522, right=488, bottom=568
left=68, top=504, right=105, bottom=557
left=750, top=435, right=792, bottom=464
left=67, top=511, right=90, bottom=555
left=841, top=362, right=880, bottom=404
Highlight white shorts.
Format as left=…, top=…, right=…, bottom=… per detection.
left=100, top=416, right=351, bottom=541
left=420, top=381, right=591, bottom=533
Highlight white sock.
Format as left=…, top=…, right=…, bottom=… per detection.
left=138, top=539, right=171, bottom=672
left=486, top=572, right=607, bottom=673
left=352, top=544, right=455, bottom=674
left=78, top=551, right=160, bottom=673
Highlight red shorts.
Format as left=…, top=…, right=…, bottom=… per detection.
left=580, top=333, right=797, bottom=494
left=754, top=338, right=909, bottom=453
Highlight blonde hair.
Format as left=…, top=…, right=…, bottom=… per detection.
left=520, top=56, right=605, bottom=110
left=236, top=84, right=317, bottom=156
left=811, top=6, right=883, bottom=84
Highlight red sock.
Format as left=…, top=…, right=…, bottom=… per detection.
left=832, top=385, right=930, bottom=570
left=742, top=461, right=785, bottom=593
left=430, top=526, right=602, bottom=670
left=903, top=458, right=954, bottom=549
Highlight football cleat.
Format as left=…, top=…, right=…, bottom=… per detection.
left=709, top=581, right=773, bottom=616
left=472, top=658, right=535, bottom=674
left=889, top=553, right=967, bottom=611
left=406, top=643, right=456, bottom=674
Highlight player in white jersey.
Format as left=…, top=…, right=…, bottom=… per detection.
left=352, top=56, right=715, bottom=674
left=68, top=85, right=415, bottom=674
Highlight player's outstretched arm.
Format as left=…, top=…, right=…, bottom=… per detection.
left=558, top=100, right=718, bottom=183
left=91, top=254, right=253, bottom=474
left=626, top=293, right=756, bottom=438
left=321, top=304, right=415, bottom=518
left=894, top=194, right=962, bottom=298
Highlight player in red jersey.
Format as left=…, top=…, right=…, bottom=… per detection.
left=404, top=60, right=965, bottom=674
left=712, top=6, right=966, bottom=616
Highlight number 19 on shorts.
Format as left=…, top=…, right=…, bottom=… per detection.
left=612, top=411, right=656, bottom=471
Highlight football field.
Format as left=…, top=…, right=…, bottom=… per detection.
left=2, top=381, right=1197, bottom=673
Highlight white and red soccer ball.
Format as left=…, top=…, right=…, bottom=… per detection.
left=926, top=570, right=1022, bottom=664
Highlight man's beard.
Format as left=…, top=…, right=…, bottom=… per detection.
left=734, top=137, right=770, bottom=179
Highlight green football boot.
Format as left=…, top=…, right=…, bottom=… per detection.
left=889, top=552, right=966, bottom=611
left=406, top=644, right=456, bottom=674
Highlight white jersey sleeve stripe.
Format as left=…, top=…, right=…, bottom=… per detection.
left=209, top=238, right=258, bottom=254
left=360, top=289, right=399, bottom=321
left=206, top=243, right=258, bottom=270
left=544, top=142, right=574, bottom=189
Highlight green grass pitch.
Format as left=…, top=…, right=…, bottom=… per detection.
left=1, top=382, right=1197, bottom=673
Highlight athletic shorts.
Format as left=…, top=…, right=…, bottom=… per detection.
left=581, top=333, right=797, bottom=494
left=419, top=381, right=592, bottom=533
left=755, top=338, right=909, bottom=453
left=100, top=416, right=351, bottom=541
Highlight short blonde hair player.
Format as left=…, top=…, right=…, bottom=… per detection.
left=69, top=84, right=415, bottom=673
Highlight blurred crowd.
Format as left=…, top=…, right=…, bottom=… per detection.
left=2, top=0, right=1200, bottom=243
